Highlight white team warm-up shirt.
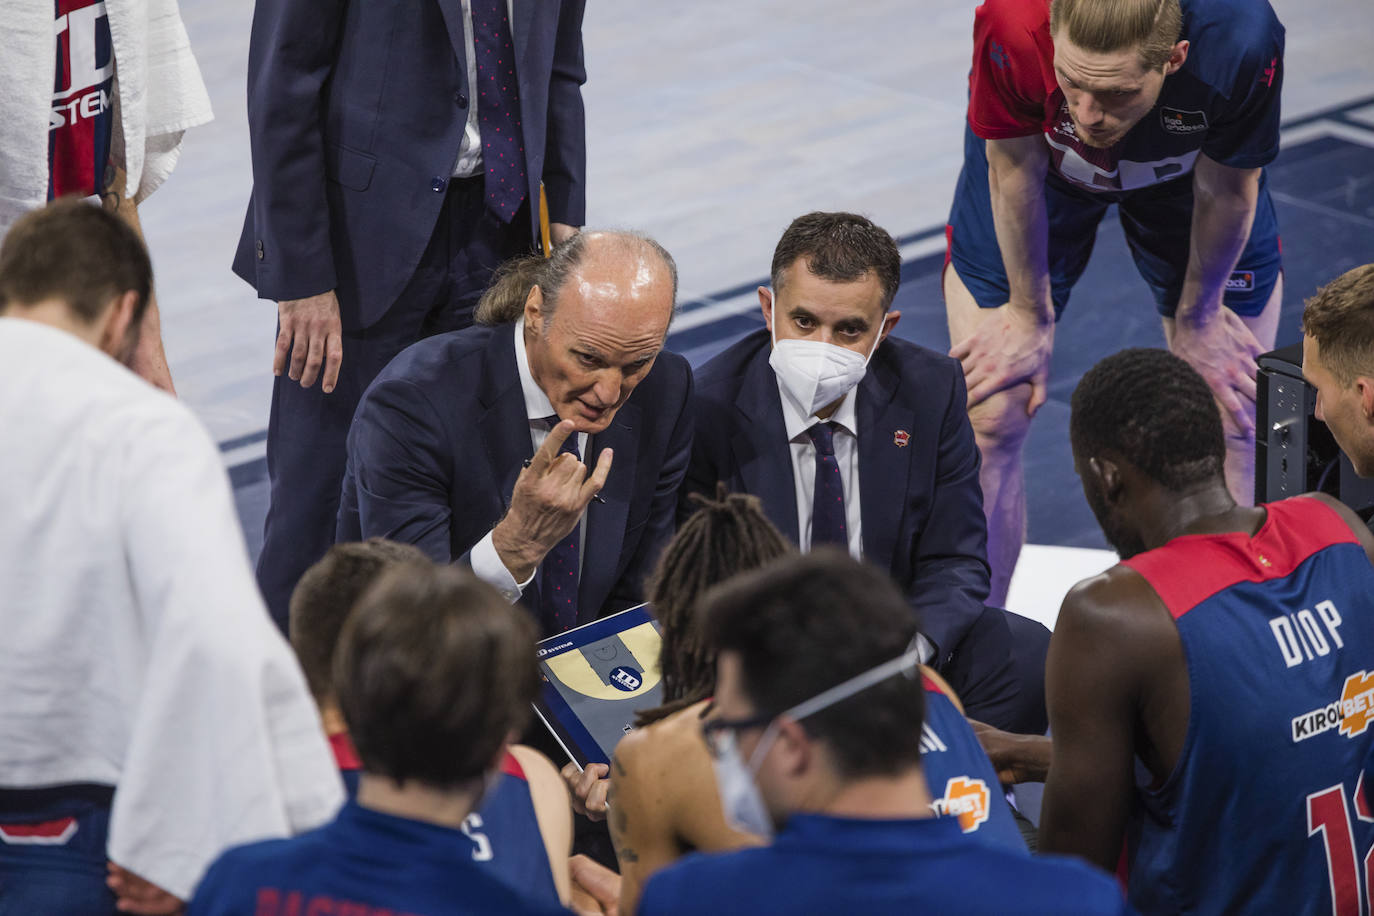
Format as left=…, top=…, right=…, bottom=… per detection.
left=0, top=318, right=343, bottom=900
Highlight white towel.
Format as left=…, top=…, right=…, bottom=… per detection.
left=0, top=0, right=213, bottom=236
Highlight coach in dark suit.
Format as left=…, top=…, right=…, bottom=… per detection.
left=685, top=212, right=1048, bottom=734
left=338, top=232, right=692, bottom=636
left=233, top=0, right=587, bottom=628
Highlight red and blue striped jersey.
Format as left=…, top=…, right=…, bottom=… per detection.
left=50, top=0, right=115, bottom=199
left=1122, top=496, right=1374, bottom=915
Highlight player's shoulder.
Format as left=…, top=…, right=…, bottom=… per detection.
left=638, top=844, right=776, bottom=914
left=195, top=832, right=316, bottom=898
left=1180, top=0, right=1283, bottom=80
left=616, top=700, right=709, bottom=780
left=975, top=0, right=1051, bottom=43
left=1060, top=563, right=1169, bottom=636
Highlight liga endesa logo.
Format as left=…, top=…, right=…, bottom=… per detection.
left=1290, top=670, right=1374, bottom=742
left=931, top=776, right=991, bottom=833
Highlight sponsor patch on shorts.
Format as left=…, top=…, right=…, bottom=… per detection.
left=1226, top=270, right=1255, bottom=291
left=1161, top=108, right=1209, bottom=135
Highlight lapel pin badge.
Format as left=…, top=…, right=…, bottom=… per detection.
left=893, top=429, right=910, bottom=448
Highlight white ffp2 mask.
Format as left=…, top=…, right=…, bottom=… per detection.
left=767, top=291, right=884, bottom=416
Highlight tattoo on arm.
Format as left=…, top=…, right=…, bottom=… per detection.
left=100, top=164, right=121, bottom=212
left=607, top=757, right=638, bottom=862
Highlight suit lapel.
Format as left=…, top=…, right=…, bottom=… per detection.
left=510, top=0, right=535, bottom=71
left=857, top=351, right=914, bottom=571
left=735, top=350, right=800, bottom=544
left=580, top=402, right=637, bottom=623
left=477, top=328, right=533, bottom=520
left=435, top=0, right=468, bottom=79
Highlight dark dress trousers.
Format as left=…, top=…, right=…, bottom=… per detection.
left=685, top=329, right=1048, bottom=734
left=231, top=0, right=588, bottom=627
left=337, top=324, right=694, bottom=633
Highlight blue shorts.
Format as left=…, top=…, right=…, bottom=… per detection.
left=946, top=123, right=1282, bottom=318
left=0, top=784, right=116, bottom=915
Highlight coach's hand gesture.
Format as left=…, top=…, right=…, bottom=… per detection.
left=493, top=419, right=613, bottom=582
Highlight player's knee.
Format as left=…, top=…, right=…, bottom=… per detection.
left=969, top=384, right=1034, bottom=460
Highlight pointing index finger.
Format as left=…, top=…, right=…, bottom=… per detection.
left=532, top=418, right=577, bottom=473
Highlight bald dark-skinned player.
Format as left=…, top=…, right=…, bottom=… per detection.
left=987, top=348, right=1374, bottom=915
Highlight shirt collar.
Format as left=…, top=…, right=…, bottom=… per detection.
left=514, top=317, right=557, bottom=423
left=774, top=371, right=859, bottom=442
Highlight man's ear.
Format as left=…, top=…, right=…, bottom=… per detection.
left=524, top=285, right=546, bottom=329
left=97, top=290, right=139, bottom=361
left=1357, top=377, right=1374, bottom=421
left=879, top=310, right=902, bottom=342
left=1089, top=455, right=1126, bottom=504
left=758, top=286, right=775, bottom=335
left=771, top=716, right=812, bottom=780
left=1164, top=39, right=1189, bottom=76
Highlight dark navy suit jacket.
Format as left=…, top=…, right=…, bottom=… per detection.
left=232, top=0, right=587, bottom=329
left=338, top=324, right=693, bottom=628
left=685, top=329, right=990, bottom=660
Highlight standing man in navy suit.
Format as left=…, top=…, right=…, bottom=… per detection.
left=233, top=0, right=587, bottom=628
left=338, top=231, right=692, bottom=638
left=685, top=212, right=1048, bottom=734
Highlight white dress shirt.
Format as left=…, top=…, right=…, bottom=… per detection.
left=775, top=375, right=864, bottom=558
left=775, top=370, right=935, bottom=662
left=0, top=318, right=342, bottom=900
left=470, top=318, right=589, bottom=600
left=451, top=0, right=517, bottom=178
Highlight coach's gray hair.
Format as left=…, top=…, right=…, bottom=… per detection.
left=474, top=231, right=679, bottom=326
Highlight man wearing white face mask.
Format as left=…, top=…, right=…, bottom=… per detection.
left=685, top=212, right=1050, bottom=736
left=637, top=550, right=1130, bottom=915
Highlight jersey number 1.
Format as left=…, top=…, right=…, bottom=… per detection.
left=1307, top=773, right=1374, bottom=916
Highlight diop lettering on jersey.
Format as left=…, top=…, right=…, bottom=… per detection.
left=1270, top=600, right=1344, bottom=668
left=930, top=776, right=990, bottom=833
left=1291, top=670, right=1374, bottom=743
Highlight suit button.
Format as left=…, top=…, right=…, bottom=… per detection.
left=431, top=177, right=447, bottom=193
left=454, top=91, right=468, bottom=108
left=255, top=239, right=264, bottom=260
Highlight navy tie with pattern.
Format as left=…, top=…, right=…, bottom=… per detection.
left=806, top=422, right=849, bottom=549
left=471, top=0, right=527, bottom=222
left=538, top=423, right=580, bottom=633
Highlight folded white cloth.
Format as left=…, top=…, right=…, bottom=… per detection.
left=0, top=0, right=213, bottom=236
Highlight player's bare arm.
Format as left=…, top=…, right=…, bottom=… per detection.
left=100, top=164, right=176, bottom=395
left=608, top=703, right=759, bottom=914
left=1168, top=155, right=1266, bottom=437
left=1039, top=568, right=1187, bottom=870
left=950, top=135, right=1056, bottom=413
left=509, top=744, right=574, bottom=904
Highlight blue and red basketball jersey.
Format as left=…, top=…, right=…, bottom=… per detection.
left=920, top=675, right=1027, bottom=852
left=50, top=0, right=115, bottom=199
left=1121, top=496, right=1374, bottom=915
left=330, top=733, right=559, bottom=907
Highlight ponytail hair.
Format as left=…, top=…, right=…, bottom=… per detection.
left=474, top=233, right=589, bottom=326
